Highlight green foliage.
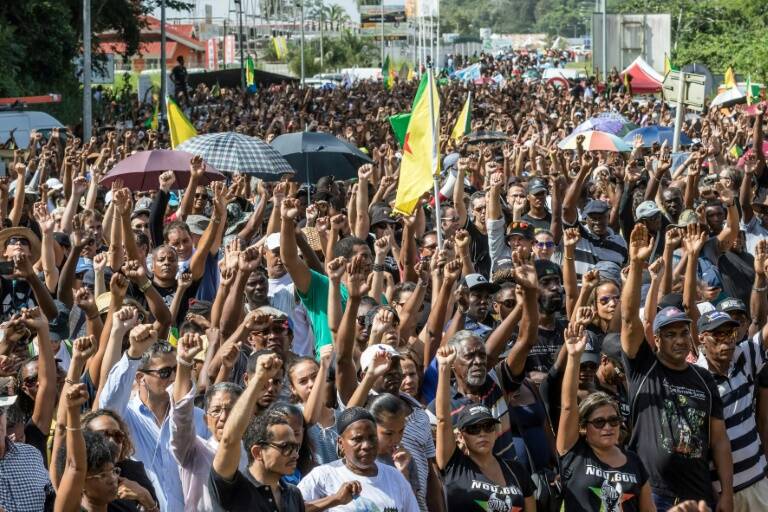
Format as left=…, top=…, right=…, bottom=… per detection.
left=286, top=31, right=379, bottom=76
left=288, top=44, right=323, bottom=77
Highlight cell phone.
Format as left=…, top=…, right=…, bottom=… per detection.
left=0, top=261, right=15, bottom=275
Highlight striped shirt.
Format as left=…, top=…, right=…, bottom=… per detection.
left=553, top=222, right=627, bottom=277
left=696, top=333, right=768, bottom=492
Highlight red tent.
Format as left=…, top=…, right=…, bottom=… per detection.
left=620, top=56, right=663, bottom=94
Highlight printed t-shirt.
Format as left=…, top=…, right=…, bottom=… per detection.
left=561, top=438, right=649, bottom=512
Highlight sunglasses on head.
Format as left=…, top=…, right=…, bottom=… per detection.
left=139, top=365, right=177, bottom=379
left=585, top=416, right=621, bottom=429
left=463, top=422, right=497, bottom=435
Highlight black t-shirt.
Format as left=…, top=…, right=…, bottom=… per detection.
left=525, top=317, right=568, bottom=376
left=0, top=277, right=37, bottom=321
left=466, top=219, right=492, bottom=278
left=442, top=449, right=533, bottom=512
left=561, top=438, right=649, bottom=512
left=622, top=342, right=723, bottom=502
left=521, top=210, right=552, bottom=232
left=128, top=279, right=199, bottom=327
left=209, top=468, right=305, bottom=512
left=24, top=421, right=48, bottom=467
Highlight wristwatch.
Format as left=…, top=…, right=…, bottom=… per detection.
left=139, top=279, right=152, bottom=293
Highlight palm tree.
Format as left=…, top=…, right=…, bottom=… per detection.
left=329, top=4, right=350, bottom=31
left=309, top=0, right=331, bottom=68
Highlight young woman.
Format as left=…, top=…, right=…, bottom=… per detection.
left=435, top=345, right=536, bottom=512
left=298, top=406, right=419, bottom=512
left=556, top=323, right=653, bottom=512
left=286, top=344, right=339, bottom=465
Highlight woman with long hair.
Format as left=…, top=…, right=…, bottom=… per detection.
left=556, top=323, right=653, bottom=511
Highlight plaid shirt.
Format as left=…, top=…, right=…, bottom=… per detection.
left=0, top=438, right=54, bottom=512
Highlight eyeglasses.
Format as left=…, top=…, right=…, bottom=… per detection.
left=705, top=329, right=736, bottom=342
left=261, top=441, right=300, bottom=456
left=206, top=406, right=234, bottom=418
left=139, top=366, right=177, bottom=379
left=598, top=295, right=620, bottom=305
left=494, top=298, right=515, bottom=308
left=441, top=217, right=459, bottom=223
left=463, top=422, right=497, bottom=435
left=7, top=237, right=30, bottom=247
left=356, top=315, right=367, bottom=326
left=86, top=466, right=121, bottom=480
left=194, top=193, right=208, bottom=199
left=23, top=376, right=39, bottom=387
left=253, top=323, right=290, bottom=336
left=535, top=241, right=555, bottom=249
left=98, top=429, right=126, bottom=444
left=585, top=416, right=622, bottom=429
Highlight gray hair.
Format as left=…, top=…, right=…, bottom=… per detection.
left=447, top=330, right=482, bottom=353
left=204, top=382, right=243, bottom=411
left=139, top=341, right=176, bottom=370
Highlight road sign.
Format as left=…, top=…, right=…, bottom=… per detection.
left=663, top=70, right=706, bottom=111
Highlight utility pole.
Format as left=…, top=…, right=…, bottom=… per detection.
left=236, top=0, right=245, bottom=89
left=160, top=0, right=167, bottom=125
left=299, top=0, right=305, bottom=86
left=601, top=0, right=606, bottom=81
left=380, top=0, right=385, bottom=65
left=83, top=0, right=92, bottom=140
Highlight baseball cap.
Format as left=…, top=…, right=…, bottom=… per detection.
left=701, top=267, right=723, bottom=289
left=601, top=332, right=623, bottom=362
left=594, top=260, right=622, bottom=286
left=455, top=403, right=500, bottom=430
left=583, top=200, right=610, bottom=216
left=658, top=293, right=684, bottom=311
left=506, top=221, right=535, bottom=240
left=671, top=209, right=699, bottom=228
left=186, top=215, right=210, bottom=236
left=653, top=306, right=691, bottom=334
left=580, top=330, right=601, bottom=366
left=527, top=178, right=548, bottom=195
left=534, top=259, right=562, bottom=281
left=131, top=197, right=152, bottom=219
left=635, top=200, right=661, bottom=220
left=359, top=343, right=400, bottom=372
left=463, top=273, right=501, bottom=294
left=370, top=205, right=397, bottom=226
left=717, top=298, right=747, bottom=314
left=265, top=233, right=281, bottom=251
left=0, top=394, right=17, bottom=408
left=697, top=310, right=739, bottom=333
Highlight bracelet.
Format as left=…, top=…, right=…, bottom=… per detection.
left=87, top=313, right=100, bottom=320
left=127, top=353, right=143, bottom=361
left=65, top=426, right=82, bottom=432
left=139, top=279, right=152, bottom=293
left=211, top=215, right=221, bottom=224
left=177, top=357, right=194, bottom=368
left=372, top=263, right=387, bottom=272
left=65, top=378, right=78, bottom=386
left=565, top=256, right=574, bottom=261
left=754, top=285, right=767, bottom=292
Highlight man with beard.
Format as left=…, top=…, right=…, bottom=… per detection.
left=262, top=233, right=315, bottom=357
left=560, top=197, right=627, bottom=277
left=522, top=259, right=568, bottom=385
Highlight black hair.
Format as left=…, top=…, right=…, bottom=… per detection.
left=368, top=393, right=406, bottom=423
left=269, top=402, right=315, bottom=476
left=56, top=430, right=117, bottom=479
left=204, top=382, right=243, bottom=411
left=246, top=349, right=284, bottom=376
left=179, top=320, right=205, bottom=336
left=332, top=236, right=368, bottom=259
left=139, top=341, right=176, bottom=370
left=493, top=281, right=516, bottom=301
left=242, top=410, right=289, bottom=464
left=163, top=220, right=191, bottom=242
left=391, top=281, right=417, bottom=304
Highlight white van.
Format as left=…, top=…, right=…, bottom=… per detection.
left=0, top=111, right=64, bottom=149
left=541, top=68, right=588, bottom=82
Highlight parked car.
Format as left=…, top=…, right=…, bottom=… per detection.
left=0, top=110, right=64, bottom=149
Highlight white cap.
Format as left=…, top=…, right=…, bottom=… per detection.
left=265, top=233, right=281, bottom=251
left=359, top=343, right=400, bottom=372
left=0, top=394, right=17, bottom=408
left=46, top=178, right=64, bottom=191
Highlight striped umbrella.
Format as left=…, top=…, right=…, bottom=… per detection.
left=558, top=130, right=633, bottom=152
left=176, top=132, right=294, bottom=177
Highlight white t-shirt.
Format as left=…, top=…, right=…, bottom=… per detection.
left=298, top=459, right=419, bottom=512
left=268, top=273, right=316, bottom=357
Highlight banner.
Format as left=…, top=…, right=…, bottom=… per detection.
left=360, top=0, right=408, bottom=39
left=224, top=35, right=236, bottom=65
left=206, top=39, right=218, bottom=70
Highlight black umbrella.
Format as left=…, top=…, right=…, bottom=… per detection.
left=270, top=131, right=373, bottom=183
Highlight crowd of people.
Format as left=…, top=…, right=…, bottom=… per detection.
left=0, top=49, right=767, bottom=512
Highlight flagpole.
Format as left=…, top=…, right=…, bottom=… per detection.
left=426, top=63, right=443, bottom=249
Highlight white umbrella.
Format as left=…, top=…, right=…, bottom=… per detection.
left=710, top=87, right=745, bottom=108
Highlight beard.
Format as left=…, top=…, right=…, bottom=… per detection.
left=539, top=292, right=564, bottom=314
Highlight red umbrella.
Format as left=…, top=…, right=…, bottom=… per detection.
left=737, top=141, right=768, bottom=167
left=99, top=150, right=225, bottom=191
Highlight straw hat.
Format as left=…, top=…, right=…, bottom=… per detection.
left=0, top=227, right=42, bottom=263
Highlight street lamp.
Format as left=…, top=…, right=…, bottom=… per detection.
left=298, top=0, right=305, bottom=86
left=234, top=0, right=245, bottom=90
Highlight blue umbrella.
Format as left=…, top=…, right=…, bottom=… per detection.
left=623, top=126, right=692, bottom=148
left=573, top=116, right=638, bottom=137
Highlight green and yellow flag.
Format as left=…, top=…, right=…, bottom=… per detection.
left=623, top=72, right=632, bottom=96
left=388, top=73, right=428, bottom=146
left=144, top=101, right=159, bottom=130
left=450, top=92, right=472, bottom=143
left=246, top=56, right=256, bottom=88
left=663, top=53, right=678, bottom=76
left=382, top=55, right=395, bottom=90
left=166, top=97, right=197, bottom=149
left=393, top=72, right=439, bottom=215
left=272, top=36, right=288, bottom=60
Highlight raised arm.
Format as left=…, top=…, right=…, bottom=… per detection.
left=714, top=185, right=739, bottom=252
left=435, top=345, right=458, bottom=470
left=122, top=259, right=172, bottom=338
left=176, top=156, right=204, bottom=221
left=9, top=161, right=26, bottom=227
left=621, top=224, right=655, bottom=358
left=502, top=251, right=539, bottom=376
left=681, top=224, right=707, bottom=344
left=33, top=202, right=60, bottom=293
left=354, top=164, right=373, bottom=239
left=423, top=260, right=461, bottom=369
left=23, top=308, right=57, bottom=433
left=562, top=227, right=581, bottom=316
left=556, top=323, right=587, bottom=455
left=563, top=149, right=594, bottom=225
left=213, top=353, right=282, bottom=479
left=454, top=158, right=468, bottom=227
left=752, top=241, right=768, bottom=339
left=326, top=257, right=347, bottom=335
left=336, top=255, right=366, bottom=405
left=188, top=181, right=226, bottom=281
left=303, top=345, right=333, bottom=425
left=54, top=384, right=90, bottom=512
left=280, top=197, right=312, bottom=294
left=14, top=252, right=57, bottom=320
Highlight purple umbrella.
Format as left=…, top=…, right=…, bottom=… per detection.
left=100, top=150, right=225, bottom=191
left=573, top=116, right=637, bottom=137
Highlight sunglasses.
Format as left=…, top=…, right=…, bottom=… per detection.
left=194, top=193, right=209, bottom=199
left=139, top=365, right=177, bottom=379
left=262, top=441, right=300, bottom=456
left=99, top=429, right=126, bottom=443
left=586, top=416, right=622, bottom=429
left=86, top=467, right=121, bottom=480
left=535, top=241, right=555, bottom=249
left=356, top=315, right=367, bottom=326
left=7, top=237, right=30, bottom=247
left=253, top=323, right=289, bottom=336
left=598, top=295, right=620, bottom=305
left=494, top=298, right=515, bottom=308
left=463, top=422, right=497, bottom=435
left=23, top=376, right=39, bottom=387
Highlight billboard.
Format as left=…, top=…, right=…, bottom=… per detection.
left=360, top=0, right=408, bottom=39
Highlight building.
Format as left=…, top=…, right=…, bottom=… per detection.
left=98, top=16, right=206, bottom=72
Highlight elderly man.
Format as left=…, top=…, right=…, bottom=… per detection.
left=0, top=227, right=57, bottom=320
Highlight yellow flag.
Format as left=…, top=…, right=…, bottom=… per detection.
left=166, top=98, right=197, bottom=149
left=450, top=92, right=472, bottom=143
left=725, top=66, right=737, bottom=89
left=393, top=72, right=439, bottom=215
left=663, top=53, right=671, bottom=75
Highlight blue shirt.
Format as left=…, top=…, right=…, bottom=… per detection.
left=99, top=353, right=210, bottom=512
